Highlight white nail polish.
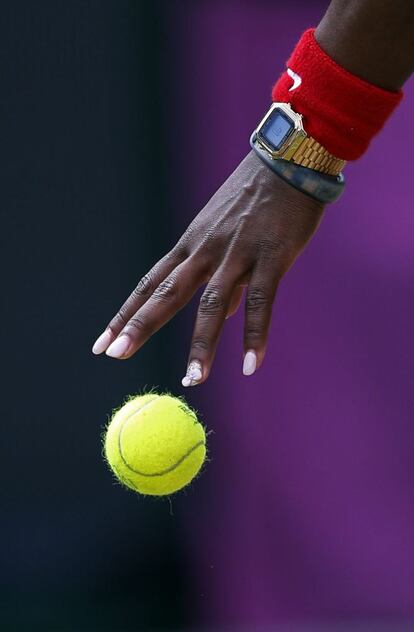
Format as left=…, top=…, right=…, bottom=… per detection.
left=92, top=330, right=112, bottom=355
left=106, top=335, right=130, bottom=358
left=243, top=350, right=257, bottom=376
left=182, top=360, right=203, bottom=387
left=187, top=360, right=202, bottom=381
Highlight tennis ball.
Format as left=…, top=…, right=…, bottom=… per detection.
left=104, top=393, right=206, bottom=496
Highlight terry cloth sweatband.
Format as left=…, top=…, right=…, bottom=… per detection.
left=272, top=28, right=403, bottom=160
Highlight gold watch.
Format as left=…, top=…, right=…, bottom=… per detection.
left=253, top=102, right=346, bottom=177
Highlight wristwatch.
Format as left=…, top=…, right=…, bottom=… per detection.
left=252, top=102, right=346, bottom=176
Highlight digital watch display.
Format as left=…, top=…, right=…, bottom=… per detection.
left=254, top=102, right=307, bottom=160
left=257, top=109, right=294, bottom=152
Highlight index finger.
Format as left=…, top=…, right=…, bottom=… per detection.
left=104, top=256, right=209, bottom=359
left=91, top=248, right=183, bottom=354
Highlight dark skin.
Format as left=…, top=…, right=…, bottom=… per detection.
left=92, top=0, right=414, bottom=386
left=316, top=0, right=414, bottom=91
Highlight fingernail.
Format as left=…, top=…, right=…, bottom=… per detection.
left=106, top=335, right=131, bottom=358
left=182, top=360, right=203, bottom=387
left=243, top=350, right=257, bottom=376
left=92, top=330, right=112, bottom=355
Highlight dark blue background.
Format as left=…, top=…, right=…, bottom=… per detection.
left=0, top=2, right=192, bottom=629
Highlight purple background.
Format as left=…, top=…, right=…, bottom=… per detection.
left=169, top=1, right=414, bottom=628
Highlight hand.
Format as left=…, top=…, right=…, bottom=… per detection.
left=92, top=150, right=324, bottom=386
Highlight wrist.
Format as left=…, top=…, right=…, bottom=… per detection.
left=248, top=150, right=325, bottom=211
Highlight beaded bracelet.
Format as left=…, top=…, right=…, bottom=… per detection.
left=250, top=132, right=345, bottom=204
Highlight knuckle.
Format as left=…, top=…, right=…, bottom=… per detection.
left=177, top=222, right=219, bottom=265
left=195, top=228, right=220, bottom=261
left=183, top=220, right=198, bottom=241
left=246, top=287, right=270, bottom=312
left=125, top=315, right=148, bottom=336
left=110, top=306, right=129, bottom=330
left=170, top=242, right=186, bottom=260
left=191, top=337, right=210, bottom=352
left=133, top=273, right=154, bottom=298
left=202, top=227, right=216, bottom=244
left=199, top=286, right=224, bottom=315
left=153, top=276, right=178, bottom=301
left=179, top=219, right=200, bottom=252
left=244, top=326, right=263, bottom=342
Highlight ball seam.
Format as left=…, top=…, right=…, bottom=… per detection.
left=117, top=396, right=205, bottom=477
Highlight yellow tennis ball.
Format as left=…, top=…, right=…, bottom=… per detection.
left=104, top=393, right=206, bottom=496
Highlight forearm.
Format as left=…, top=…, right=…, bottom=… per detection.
left=316, top=0, right=414, bottom=91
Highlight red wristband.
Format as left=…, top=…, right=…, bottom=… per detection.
left=272, top=28, right=403, bottom=160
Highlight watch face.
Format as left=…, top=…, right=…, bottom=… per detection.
left=258, top=109, right=294, bottom=152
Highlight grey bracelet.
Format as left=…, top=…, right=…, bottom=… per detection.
left=250, top=132, right=345, bottom=204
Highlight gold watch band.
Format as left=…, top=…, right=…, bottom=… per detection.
left=290, top=136, right=346, bottom=176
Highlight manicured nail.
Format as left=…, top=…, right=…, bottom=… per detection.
left=92, top=330, right=112, bottom=355
left=181, top=360, right=203, bottom=387
left=243, top=350, right=257, bottom=376
left=106, top=335, right=131, bottom=358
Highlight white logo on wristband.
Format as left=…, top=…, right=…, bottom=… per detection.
left=287, top=68, right=302, bottom=91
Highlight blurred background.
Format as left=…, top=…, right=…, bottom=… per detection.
left=2, top=0, right=414, bottom=630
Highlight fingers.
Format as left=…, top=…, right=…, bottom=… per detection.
left=242, top=263, right=279, bottom=377
left=92, top=249, right=183, bottom=354
left=182, top=266, right=246, bottom=387
left=102, top=257, right=208, bottom=359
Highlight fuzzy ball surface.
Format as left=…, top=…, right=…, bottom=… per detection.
left=104, top=393, right=206, bottom=496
